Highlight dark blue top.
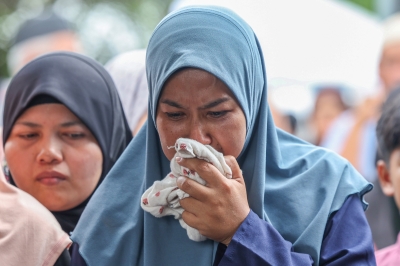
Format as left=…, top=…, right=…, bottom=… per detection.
left=71, top=194, right=375, bottom=265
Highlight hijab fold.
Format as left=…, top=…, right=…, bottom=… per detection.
left=72, top=7, right=371, bottom=265
left=3, top=52, right=132, bottom=233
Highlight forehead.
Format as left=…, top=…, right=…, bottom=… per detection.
left=16, top=103, right=78, bottom=122
left=159, top=68, right=236, bottom=104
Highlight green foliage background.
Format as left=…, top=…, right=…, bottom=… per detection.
left=0, top=0, right=173, bottom=78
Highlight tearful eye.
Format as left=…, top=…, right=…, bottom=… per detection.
left=165, top=112, right=184, bottom=120
left=208, top=111, right=228, bottom=118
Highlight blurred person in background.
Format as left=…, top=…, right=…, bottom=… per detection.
left=6, top=9, right=82, bottom=77
left=269, top=99, right=297, bottom=135
left=321, top=13, right=400, bottom=249
left=311, top=85, right=348, bottom=146
left=105, top=49, right=149, bottom=137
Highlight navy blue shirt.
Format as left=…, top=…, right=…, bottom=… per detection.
left=71, top=194, right=376, bottom=265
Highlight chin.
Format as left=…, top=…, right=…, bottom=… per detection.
left=40, top=198, right=69, bottom=212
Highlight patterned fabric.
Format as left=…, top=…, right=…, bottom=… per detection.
left=141, top=138, right=232, bottom=241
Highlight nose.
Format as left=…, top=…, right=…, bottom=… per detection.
left=36, top=136, right=63, bottom=165
left=187, top=121, right=212, bottom=145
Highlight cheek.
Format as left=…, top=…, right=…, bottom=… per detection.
left=68, top=144, right=103, bottom=186
left=213, top=114, right=246, bottom=158
left=4, top=140, right=32, bottom=185
left=156, top=116, right=181, bottom=161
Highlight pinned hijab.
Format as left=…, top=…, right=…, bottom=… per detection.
left=72, top=6, right=371, bottom=265
left=105, top=49, right=149, bottom=136
left=3, top=52, right=132, bottom=233
left=0, top=170, right=71, bottom=266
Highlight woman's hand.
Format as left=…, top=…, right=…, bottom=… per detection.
left=176, top=155, right=250, bottom=245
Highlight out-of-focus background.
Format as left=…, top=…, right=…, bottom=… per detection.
left=0, top=0, right=396, bottom=131
left=0, top=0, right=172, bottom=75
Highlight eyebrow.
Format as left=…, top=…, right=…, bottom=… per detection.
left=15, top=121, right=84, bottom=128
left=60, top=121, right=84, bottom=127
left=160, top=99, right=184, bottom=109
left=14, top=121, right=41, bottom=128
left=160, top=97, right=231, bottom=110
left=200, top=97, right=230, bottom=109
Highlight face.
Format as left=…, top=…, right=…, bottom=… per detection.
left=380, top=43, right=400, bottom=93
left=377, top=148, right=400, bottom=209
left=312, top=90, right=345, bottom=141
left=16, top=31, right=81, bottom=75
left=156, top=68, right=247, bottom=160
left=4, top=104, right=103, bottom=211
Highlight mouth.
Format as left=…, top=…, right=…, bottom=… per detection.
left=36, top=171, right=67, bottom=185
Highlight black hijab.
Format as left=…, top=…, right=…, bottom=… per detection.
left=3, top=52, right=132, bottom=233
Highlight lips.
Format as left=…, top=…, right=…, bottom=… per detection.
left=36, top=171, right=67, bottom=185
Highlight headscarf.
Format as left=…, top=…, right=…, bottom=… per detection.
left=72, top=6, right=371, bottom=265
left=105, top=49, right=149, bottom=135
left=0, top=171, right=71, bottom=266
left=11, top=9, right=74, bottom=47
left=3, top=51, right=132, bottom=233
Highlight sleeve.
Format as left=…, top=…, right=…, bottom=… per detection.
left=319, top=194, right=376, bottom=265
left=215, top=194, right=376, bottom=266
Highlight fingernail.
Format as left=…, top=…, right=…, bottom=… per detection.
left=175, top=156, right=182, bottom=163
left=177, top=176, right=185, bottom=187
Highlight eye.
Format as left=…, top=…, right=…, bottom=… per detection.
left=63, top=132, right=85, bottom=139
left=165, top=112, right=184, bottom=120
left=208, top=111, right=228, bottom=118
left=18, top=133, right=38, bottom=139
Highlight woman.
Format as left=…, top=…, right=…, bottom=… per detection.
left=0, top=170, right=71, bottom=266
left=105, top=49, right=149, bottom=136
left=71, top=6, right=374, bottom=265
left=3, top=52, right=132, bottom=234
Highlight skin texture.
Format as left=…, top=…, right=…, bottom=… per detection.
left=4, top=104, right=103, bottom=211
left=156, top=68, right=250, bottom=245
left=377, top=148, right=400, bottom=209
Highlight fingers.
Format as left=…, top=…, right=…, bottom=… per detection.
left=180, top=199, right=211, bottom=237
left=176, top=157, right=226, bottom=188
left=224, top=155, right=244, bottom=182
left=176, top=175, right=210, bottom=200
left=179, top=197, right=203, bottom=215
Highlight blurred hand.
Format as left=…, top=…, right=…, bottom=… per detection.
left=354, top=93, right=385, bottom=123
left=176, top=155, right=250, bottom=245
